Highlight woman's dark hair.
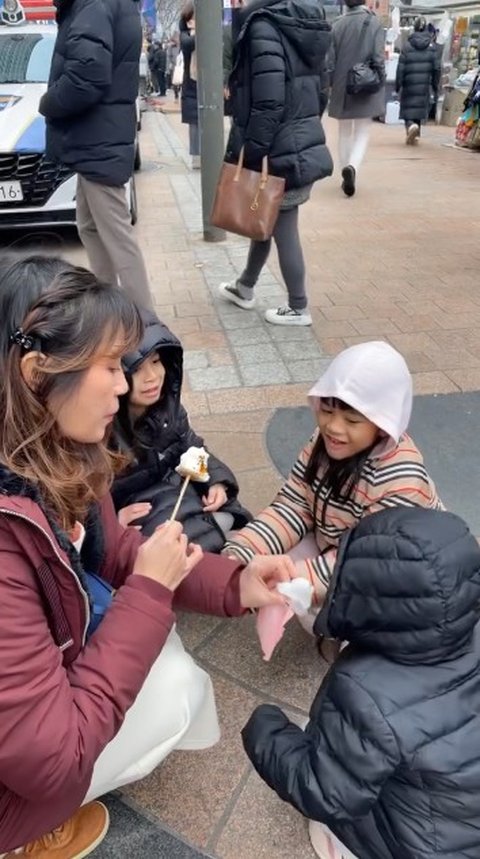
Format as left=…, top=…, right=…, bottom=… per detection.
left=180, top=0, right=194, bottom=24
left=414, top=16, right=427, bottom=32
left=0, top=253, right=143, bottom=530
left=304, top=398, right=377, bottom=528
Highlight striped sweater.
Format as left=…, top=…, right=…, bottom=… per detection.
left=224, top=431, right=442, bottom=593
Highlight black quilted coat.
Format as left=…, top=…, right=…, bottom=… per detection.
left=112, top=315, right=251, bottom=552
left=180, top=18, right=197, bottom=126
left=396, top=31, right=441, bottom=122
left=39, top=0, right=141, bottom=186
left=243, top=507, right=480, bottom=858
left=226, top=0, right=333, bottom=190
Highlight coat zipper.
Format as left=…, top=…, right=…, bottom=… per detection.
left=0, top=507, right=90, bottom=647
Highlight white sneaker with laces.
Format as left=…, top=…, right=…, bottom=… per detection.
left=265, top=305, right=312, bottom=326
left=218, top=282, right=256, bottom=310
left=406, top=123, right=420, bottom=145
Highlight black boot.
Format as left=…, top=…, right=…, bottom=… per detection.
left=341, top=165, right=356, bottom=198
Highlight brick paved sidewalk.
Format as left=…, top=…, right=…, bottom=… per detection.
left=65, top=105, right=480, bottom=857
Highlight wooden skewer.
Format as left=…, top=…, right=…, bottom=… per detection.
left=169, top=475, right=191, bottom=521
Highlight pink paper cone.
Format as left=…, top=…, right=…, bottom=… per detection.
left=256, top=604, right=295, bottom=661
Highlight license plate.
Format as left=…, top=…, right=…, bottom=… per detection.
left=0, top=181, right=23, bottom=203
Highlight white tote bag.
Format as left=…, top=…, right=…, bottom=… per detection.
left=172, top=51, right=184, bottom=86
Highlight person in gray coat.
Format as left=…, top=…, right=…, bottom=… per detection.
left=328, top=0, right=385, bottom=197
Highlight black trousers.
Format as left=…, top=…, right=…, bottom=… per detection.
left=157, top=70, right=166, bottom=96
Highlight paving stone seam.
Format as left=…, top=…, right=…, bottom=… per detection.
left=115, top=790, right=216, bottom=857
left=204, top=763, right=252, bottom=855
left=187, top=618, right=231, bottom=656
left=193, top=657, right=312, bottom=720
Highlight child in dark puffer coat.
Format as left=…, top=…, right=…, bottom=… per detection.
left=242, top=507, right=480, bottom=859
left=112, top=313, right=251, bottom=552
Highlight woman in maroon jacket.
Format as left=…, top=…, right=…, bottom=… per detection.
left=0, top=254, right=292, bottom=859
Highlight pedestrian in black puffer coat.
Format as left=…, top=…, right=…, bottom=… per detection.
left=151, top=41, right=167, bottom=96
left=396, top=17, right=441, bottom=145
left=112, top=313, right=251, bottom=553
left=243, top=507, right=480, bottom=859
left=218, top=0, right=333, bottom=329
left=39, top=0, right=153, bottom=311
left=179, top=1, right=200, bottom=168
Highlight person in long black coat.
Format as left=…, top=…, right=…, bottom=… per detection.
left=242, top=507, right=480, bottom=859
left=150, top=41, right=167, bottom=96
left=396, top=17, right=441, bottom=144
left=112, top=313, right=251, bottom=553
left=218, top=0, right=333, bottom=328
left=179, top=1, right=200, bottom=168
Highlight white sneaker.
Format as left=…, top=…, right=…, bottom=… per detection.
left=406, top=123, right=420, bottom=145
left=192, top=155, right=201, bottom=170
left=218, top=282, right=256, bottom=310
left=265, top=305, right=312, bottom=326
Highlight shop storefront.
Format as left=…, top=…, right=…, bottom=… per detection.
left=437, top=0, right=480, bottom=145
left=382, top=1, right=479, bottom=144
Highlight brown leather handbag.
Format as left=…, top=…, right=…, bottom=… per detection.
left=211, top=147, right=285, bottom=241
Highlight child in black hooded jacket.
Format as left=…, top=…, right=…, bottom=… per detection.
left=112, top=313, right=251, bottom=552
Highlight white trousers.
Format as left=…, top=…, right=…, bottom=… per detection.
left=337, top=118, right=371, bottom=173
left=84, top=627, right=219, bottom=802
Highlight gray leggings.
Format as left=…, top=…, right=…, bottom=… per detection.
left=238, top=206, right=307, bottom=310
left=188, top=123, right=200, bottom=156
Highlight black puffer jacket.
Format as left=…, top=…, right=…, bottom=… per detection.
left=151, top=44, right=167, bottom=74
left=243, top=507, right=480, bottom=859
left=39, top=0, right=141, bottom=186
left=112, top=314, right=251, bottom=552
left=396, top=31, right=441, bottom=121
left=226, top=0, right=333, bottom=190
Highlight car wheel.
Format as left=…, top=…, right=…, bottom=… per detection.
left=134, top=139, right=141, bottom=172
left=130, top=176, right=138, bottom=226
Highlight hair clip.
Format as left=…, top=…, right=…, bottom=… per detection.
left=9, top=328, right=36, bottom=352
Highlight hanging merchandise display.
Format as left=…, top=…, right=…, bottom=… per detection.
left=455, top=72, right=480, bottom=149
left=450, top=15, right=479, bottom=74
left=440, top=13, right=476, bottom=128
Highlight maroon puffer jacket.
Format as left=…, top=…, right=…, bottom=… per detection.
left=0, top=489, right=244, bottom=850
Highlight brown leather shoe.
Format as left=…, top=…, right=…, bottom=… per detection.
left=4, top=801, right=109, bottom=858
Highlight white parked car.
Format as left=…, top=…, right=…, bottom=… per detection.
left=0, top=20, right=140, bottom=229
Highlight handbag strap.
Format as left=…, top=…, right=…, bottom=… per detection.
left=357, top=11, right=373, bottom=50
left=234, top=147, right=270, bottom=212
left=235, top=147, right=268, bottom=187
left=337, top=10, right=373, bottom=62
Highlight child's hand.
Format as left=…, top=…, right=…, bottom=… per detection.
left=118, top=503, right=152, bottom=530
left=202, top=483, right=228, bottom=512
